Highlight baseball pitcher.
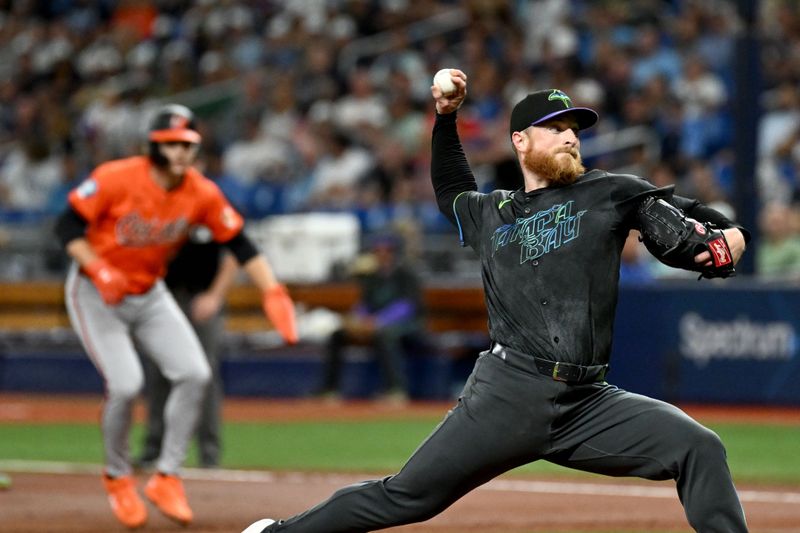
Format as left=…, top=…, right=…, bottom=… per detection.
left=241, top=74, right=750, bottom=533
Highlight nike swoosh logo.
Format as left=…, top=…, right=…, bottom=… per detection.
left=498, top=199, right=512, bottom=209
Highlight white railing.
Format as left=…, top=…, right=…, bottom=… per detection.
left=579, top=125, right=662, bottom=172
left=337, top=8, right=469, bottom=74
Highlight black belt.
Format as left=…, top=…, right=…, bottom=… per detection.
left=490, top=343, right=608, bottom=384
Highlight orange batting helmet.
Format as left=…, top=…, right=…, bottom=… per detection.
left=148, top=104, right=201, bottom=144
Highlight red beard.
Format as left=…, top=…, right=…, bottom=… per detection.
left=522, top=149, right=585, bottom=186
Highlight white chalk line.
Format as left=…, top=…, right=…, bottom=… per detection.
left=484, top=479, right=800, bottom=504
left=2, top=460, right=799, bottom=504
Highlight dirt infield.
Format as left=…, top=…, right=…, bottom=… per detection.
left=2, top=394, right=800, bottom=532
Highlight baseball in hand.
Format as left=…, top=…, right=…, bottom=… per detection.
left=433, top=69, right=456, bottom=95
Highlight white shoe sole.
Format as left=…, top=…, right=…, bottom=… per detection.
left=241, top=518, right=276, bottom=533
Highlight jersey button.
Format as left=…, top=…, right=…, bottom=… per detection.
left=540, top=298, right=548, bottom=305
left=532, top=260, right=539, bottom=266
left=524, top=208, right=531, bottom=213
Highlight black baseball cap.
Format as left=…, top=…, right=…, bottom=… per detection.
left=509, top=89, right=598, bottom=137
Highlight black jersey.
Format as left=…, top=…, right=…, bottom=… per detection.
left=431, top=111, right=744, bottom=366
left=165, top=225, right=222, bottom=295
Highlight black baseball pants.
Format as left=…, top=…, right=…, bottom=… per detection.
left=266, top=349, right=748, bottom=533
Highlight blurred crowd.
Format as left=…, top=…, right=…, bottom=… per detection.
left=1, top=0, right=800, bottom=281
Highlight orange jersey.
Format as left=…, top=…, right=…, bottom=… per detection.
left=69, top=156, right=243, bottom=294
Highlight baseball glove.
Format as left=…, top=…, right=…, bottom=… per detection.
left=637, top=196, right=735, bottom=279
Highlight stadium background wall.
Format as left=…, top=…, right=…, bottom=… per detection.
left=0, top=281, right=798, bottom=405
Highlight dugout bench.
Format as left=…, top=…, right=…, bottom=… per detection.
left=0, top=281, right=489, bottom=399
left=0, top=281, right=489, bottom=336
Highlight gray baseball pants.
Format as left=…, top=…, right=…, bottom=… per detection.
left=65, top=264, right=211, bottom=477
left=140, top=287, right=224, bottom=467
left=264, top=349, right=748, bottom=533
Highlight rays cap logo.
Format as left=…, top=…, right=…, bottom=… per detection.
left=509, top=89, right=599, bottom=137
left=548, top=89, right=573, bottom=107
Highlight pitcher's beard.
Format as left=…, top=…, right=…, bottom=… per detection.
left=522, top=150, right=585, bottom=186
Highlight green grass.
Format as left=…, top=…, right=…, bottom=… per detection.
left=1, top=419, right=799, bottom=485
left=224, top=420, right=435, bottom=471
left=705, top=422, right=800, bottom=484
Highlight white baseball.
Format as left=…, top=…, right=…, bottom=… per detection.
left=433, top=69, right=456, bottom=95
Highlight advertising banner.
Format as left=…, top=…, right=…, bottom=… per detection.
left=611, top=283, right=800, bottom=405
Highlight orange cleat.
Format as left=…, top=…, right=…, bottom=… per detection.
left=144, top=473, right=193, bottom=525
left=102, top=474, right=147, bottom=529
